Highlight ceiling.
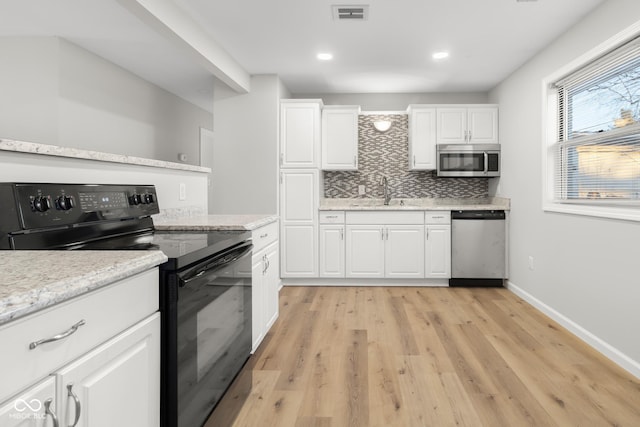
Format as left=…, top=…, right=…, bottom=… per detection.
left=0, top=0, right=606, bottom=110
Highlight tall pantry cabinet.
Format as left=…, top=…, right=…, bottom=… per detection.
left=280, top=100, right=322, bottom=278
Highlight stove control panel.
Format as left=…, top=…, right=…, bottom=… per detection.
left=3, top=183, right=160, bottom=230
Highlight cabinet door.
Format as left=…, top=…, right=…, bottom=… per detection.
left=436, top=108, right=467, bottom=144
left=321, top=107, right=359, bottom=170
left=251, top=254, right=267, bottom=352
left=281, top=225, right=317, bottom=278
left=319, top=225, right=345, bottom=278
left=468, top=107, right=498, bottom=143
left=425, top=225, right=451, bottom=278
left=346, top=225, right=385, bottom=278
left=55, top=314, right=160, bottom=427
left=385, top=225, right=425, bottom=278
left=0, top=377, right=57, bottom=427
left=408, top=107, right=437, bottom=170
left=280, top=102, right=321, bottom=168
left=264, top=242, right=280, bottom=331
left=280, top=170, right=318, bottom=223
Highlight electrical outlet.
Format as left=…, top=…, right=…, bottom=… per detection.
left=358, top=185, right=366, bottom=195
left=528, top=256, right=534, bottom=270
left=179, top=183, right=186, bottom=201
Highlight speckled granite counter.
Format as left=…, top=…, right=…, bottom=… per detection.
left=154, top=214, right=278, bottom=231
left=0, top=138, right=210, bottom=173
left=0, top=251, right=167, bottom=325
left=319, top=197, right=510, bottom=211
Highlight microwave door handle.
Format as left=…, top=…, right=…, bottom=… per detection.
left=483, top=152, right=488, bottom=174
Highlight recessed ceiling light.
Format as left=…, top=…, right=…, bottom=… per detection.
left=317, top=53, right=333, bottom=61
left=432, top=51, right=450, bottom=60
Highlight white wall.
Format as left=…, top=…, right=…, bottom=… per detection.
left=210, top=75, right=289, bottom=214
left=300, top=92, right=488, bottom=111
left=489, top=0, right=640, bottom=376
left=0, top=37, right=212, bottom=166
left=0, top=151, right=208, bottom=212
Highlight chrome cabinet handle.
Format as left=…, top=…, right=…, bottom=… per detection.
left=483, top=152, right=489, bottom=174
left=44, top=398, right=59, bottom=427
left=260, top=233, right=268, bottom=239
left=413, top=155, right=416, bottom=167
left=353, top=155, right=357, bottom=167
left=426, top=229, right=429, bottom=240
left=380, top=229, right=384, bottom=240
left=340, top=229, right=344, bottom=240
left=29, top=320, right=86, bottom=350
left=262, top=254, right=268, bottom=275
left=67, top=384, right=81, bottom=427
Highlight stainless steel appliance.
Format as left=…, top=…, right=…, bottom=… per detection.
left=450, top=210, right=506, bottom=287
left=0, top=182, right=252, bottom=427
left=437, top=143, right=501, bottom=177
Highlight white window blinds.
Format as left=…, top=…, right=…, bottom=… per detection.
left=552, top=36, right=640, bottom=204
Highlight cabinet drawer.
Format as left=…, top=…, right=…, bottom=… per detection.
left=346, top=211, right=424, bottom=225
left=425, top=211, right=451, bottom=224
left=319, top=211, right=345, bottom=224
left=252, top=221, right=279, bottom=253
left=0, top=269, right=158, bottom=403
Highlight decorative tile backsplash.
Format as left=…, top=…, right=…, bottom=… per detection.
left=323, top=114, right=489, bottom=198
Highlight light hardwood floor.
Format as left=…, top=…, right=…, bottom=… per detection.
left=207, top=286, right=640, bottom=426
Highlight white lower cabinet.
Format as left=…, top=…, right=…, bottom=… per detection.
left=425, top=225, right=451, bottom=278
left=252, top=223, right=280, bottom=352
left=0, top=377, right=57, bottom=427
left=345, top=212, right=425, bottom=279
left=0, top=269, right=160, bottom=427
left=319, top=211, right=346, bottom=278
left=55, top=314, right=160, bottom=427
left=319, top=225, right=345, bottom=277
left=385, top=225, right=425, bottom=278
left=425, top=212, right=452, bottom=279
left=346, top=225, right=386, bottom=278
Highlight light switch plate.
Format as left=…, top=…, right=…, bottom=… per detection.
left=358, top=185, right=366, bottom=195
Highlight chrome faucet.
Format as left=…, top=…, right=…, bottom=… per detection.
left=380, top=176, right=391, bottom=205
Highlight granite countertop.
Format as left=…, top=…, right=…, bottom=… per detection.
left=319, top=197, right=510, bottom=211
left=0, top=138, right=210, bottom=173
left=0, top=251, right=167, bottom=325
left=154, top=214, right=279, bottom=231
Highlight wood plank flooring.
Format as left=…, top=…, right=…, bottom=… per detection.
left=207, top=286, right=640, bottom=427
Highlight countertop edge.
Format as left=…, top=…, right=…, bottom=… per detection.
left=0, top=139, right=211, bottom=174
left=318, top=197, right=510, bottom=211
left=0, top=251, right=167, bottom=326
left=154, top=214, right=279, bottom=231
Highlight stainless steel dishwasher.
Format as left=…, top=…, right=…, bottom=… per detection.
left=450, top=210, right=506, bottom=287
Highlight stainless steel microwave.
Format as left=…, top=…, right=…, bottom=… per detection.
left=436, top=144, right=501, bottom=177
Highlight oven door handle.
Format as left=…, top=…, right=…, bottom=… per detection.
left=178, top=242, right=253, bottom=286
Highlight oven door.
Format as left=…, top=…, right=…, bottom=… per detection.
left=162, top=241, right=253, bottom=427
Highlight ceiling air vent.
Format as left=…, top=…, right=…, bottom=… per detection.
left=332, top=5, right=369, bottom=21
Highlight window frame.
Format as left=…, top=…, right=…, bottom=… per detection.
left=542, top=23, right=640, bottom=222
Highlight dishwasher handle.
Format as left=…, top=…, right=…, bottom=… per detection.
left=451, top=210, right=505, bottom=220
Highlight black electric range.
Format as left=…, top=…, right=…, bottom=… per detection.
left=0, top=182, right=252, bottom=427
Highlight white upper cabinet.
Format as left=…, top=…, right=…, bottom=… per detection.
left=321, top=105, right=360, bottom=170
left=407, top=105, right=437, bottom=170
left=467, top=107, right=499, bottom=143
left=280, top=100, right=322, bottom=168
left=436, top=105, right=498, bottom=144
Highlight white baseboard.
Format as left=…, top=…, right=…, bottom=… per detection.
left=506, top=280, right=640, bottom=379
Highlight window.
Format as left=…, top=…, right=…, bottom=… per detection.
left=551, top=36, right=640, bottom=207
